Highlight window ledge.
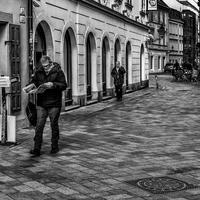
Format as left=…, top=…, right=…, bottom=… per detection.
left=125, top=2, right=133, bottom=10
left=140, top=10, right=146, bottom=17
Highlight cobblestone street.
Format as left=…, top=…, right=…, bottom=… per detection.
left=0, top=74, right=200, bottom=200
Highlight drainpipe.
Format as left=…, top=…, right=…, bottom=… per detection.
left=198, top=0, right=200, bottom=64
left=28, top=0, right=33, bottom=79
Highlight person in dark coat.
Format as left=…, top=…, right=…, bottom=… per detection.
left=111, top=61, right=126, bottom=101
left=30, top=55, right=67, bottom=156
left=174, top=60, right=180, bottom=71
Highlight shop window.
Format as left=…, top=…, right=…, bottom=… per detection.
left=150, top=56, right=153, bottom=70
left=158, top=56, right=161, bottom=69
left=141, top=0, right=145, bottom=12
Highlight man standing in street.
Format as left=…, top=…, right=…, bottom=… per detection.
left=30, top=55, right=67, bottom=156
left=111, top=61, right=126, bottom=101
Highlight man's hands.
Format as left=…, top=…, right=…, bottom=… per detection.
left=43, top=82, right=53, bottom=89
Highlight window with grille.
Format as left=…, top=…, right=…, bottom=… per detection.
left=141, top=0, right=145, bottom=11
left=9, top=24, right=21, bottom=112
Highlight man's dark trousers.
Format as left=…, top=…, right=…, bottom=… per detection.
left=34, top=106, right=61, bottom=150
left=115, top=84, right=123, bottom=100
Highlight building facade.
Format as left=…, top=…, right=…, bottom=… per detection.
left=148, top=0, right=199, bottom=72
left=168, top=8, right=184, bottom=64
left=0, top=0, right=150, bottom=129
left=182, top=9, right=197, bottom=65
left=178, top=0, right=199, bottom=66
left=147, top=0, right=170, bottom=73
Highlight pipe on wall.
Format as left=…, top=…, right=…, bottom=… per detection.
left=28, top=0, right=33, bottom=78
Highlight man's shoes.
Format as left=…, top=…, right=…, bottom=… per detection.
left=30, top=148, right=40, bottom=156
left=50, top=147, right=59, bottom=154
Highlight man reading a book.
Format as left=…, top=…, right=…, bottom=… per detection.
left=30, top=55, right=67, bottom=156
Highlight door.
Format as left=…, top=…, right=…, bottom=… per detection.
left=158, top=56, right=161, bottom=70
left=125, top=44, right=129, bottom=89
left=114, top=38, right=121, bottom=65
left=34, top=24, right=46, bottom=70
left=162, top=57, right=165, bottom=71
left=140, top=44, right=145, bottom=85
left=65, top=30, right=73, bottom=105
left=102, top=40, right=107, bottom=96
left=86, top=38, right=92, bottom=100
left=114, top=41, right=118, bottom=63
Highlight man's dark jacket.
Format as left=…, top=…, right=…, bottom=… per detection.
left=111, top=66, right=126, bottom=85
left=31, top=62, right=67, bottom=107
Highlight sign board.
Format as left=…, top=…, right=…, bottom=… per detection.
left=148, top=0, right=157, bottom=11
left=0, top=115, right=16, bottom=143
left=0, top=76, right=10, bottom=88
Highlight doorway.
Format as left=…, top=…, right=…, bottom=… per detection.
left=125, top=42, right=131, bottom=89
left=140, top=44, right=145, bottom=85
left=102, top=40, right=106, bottom=96
left=102, top=37, right=110, bottom=97
left=86, top=32, right=96, bottom=101
left=64, top=30, right=72, bottom=105
left=86, top=36, right=92, bottom=100
left=114, top=38, right=121, bottom=63
left=34, top=24, right=46, bottom=70
left=162, top=57, right=165, bottom=71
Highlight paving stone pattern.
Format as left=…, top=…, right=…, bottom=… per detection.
left=0, top=74, right=200, bottom=199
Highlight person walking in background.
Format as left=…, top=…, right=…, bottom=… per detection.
left=30, top=55, right=67, bottom=156
left=174, top=60, right=180, bottom=71
left=111, top=61, right=126, bottom=101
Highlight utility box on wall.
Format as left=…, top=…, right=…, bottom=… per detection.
left=0, top=115, right=16, bottom=143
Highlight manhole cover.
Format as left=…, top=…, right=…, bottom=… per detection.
left=125, top=176, right=198, bottom=194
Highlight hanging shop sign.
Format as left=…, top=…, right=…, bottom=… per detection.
left=148, top=0, right=157, bottom=11
left=19, top=7, right=26, bottom=24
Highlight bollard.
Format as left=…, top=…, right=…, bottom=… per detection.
left=155, top=75, right=158, bottom=89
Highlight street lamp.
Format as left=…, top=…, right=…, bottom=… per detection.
left=157, top=24, right=165, bottom=38
left=146, top=24, right=165, bottom=47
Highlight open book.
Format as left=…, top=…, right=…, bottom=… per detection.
left=22, top=83, right=48, bottom=94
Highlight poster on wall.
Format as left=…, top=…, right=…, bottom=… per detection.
left=147, top=0, right=157, bottom=11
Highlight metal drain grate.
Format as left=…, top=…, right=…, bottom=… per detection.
left=125, top=176, right=199, bottom=194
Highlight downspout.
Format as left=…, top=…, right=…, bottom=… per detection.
left=28, top=0, right=33, bottom=79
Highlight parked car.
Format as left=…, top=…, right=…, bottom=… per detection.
left=164, top=63, right=174, bottom=73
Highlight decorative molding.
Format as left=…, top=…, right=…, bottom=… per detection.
left=125, top=2, right=133, bottom=10
left=140, top=11, right=146, bottom=17
left=46, top=2, right=68, bottom=11
left=99, top=0, right=108, bottom=6
left=81, top=0, right=149, bottom=31
left=114, top=0, right=123, bottom=5
left=0, top=11, right=13, bottom=23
